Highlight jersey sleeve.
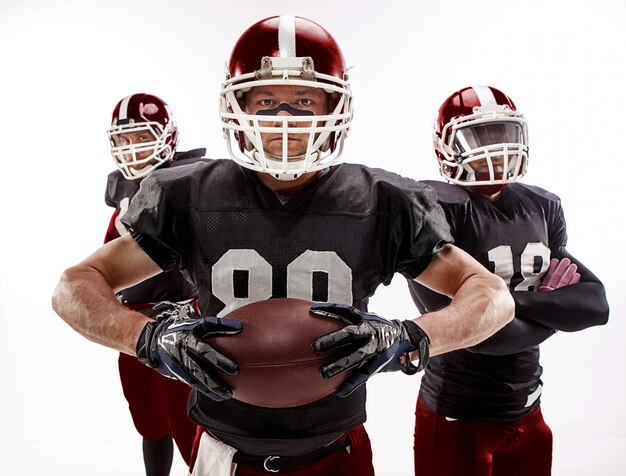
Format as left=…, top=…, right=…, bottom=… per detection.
left=392, top=182, right=453, bottom=280
left=467, top=318, right=556, bottom=355
left=420, top=180, right=469, bottom=239
left=511, top=190, right=608, bottom=331
left=512, top=247, right=609, bottom=331
left=120, top=172, right=189, bottom=272
left=547, top=195, right=568, bottom=249
left=174, top=148, right=207, bottom=160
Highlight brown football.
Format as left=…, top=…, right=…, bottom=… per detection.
left=207, top=298, right=349, bottom=408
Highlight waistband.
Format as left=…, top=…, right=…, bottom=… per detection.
left=232, top=435, right=350, bottom=472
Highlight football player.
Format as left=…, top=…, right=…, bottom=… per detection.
left=408, top=85, right=609, bottom=476
left=52, top=17, right=514, bottom=475
left=105, top=93, right=205, bottom=475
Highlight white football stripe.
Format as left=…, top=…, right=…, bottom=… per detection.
left=119, top=95, right=132, bottom=120
left=473, top=85, right=497, bottom=106
left=278, top=15, right=297, bottom=57
left=525, top=384, right=543, bottom=407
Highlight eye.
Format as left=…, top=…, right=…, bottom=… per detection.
left=297, top=98, right=312, bottom=107
left=259, top=99, right=274, bottom=107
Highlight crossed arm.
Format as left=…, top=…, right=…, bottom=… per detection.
left=512, top=247, right=609, bottom=332
left=467, top=247, right=609, bottom=355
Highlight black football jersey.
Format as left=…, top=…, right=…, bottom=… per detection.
left=104, top=151, right=205, bottom=304
left=409, top=180, right=568, bottom=421
left=121, top=159, right=452, bottom=455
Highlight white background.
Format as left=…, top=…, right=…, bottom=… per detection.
left=1, top=0, right=624, bottom=474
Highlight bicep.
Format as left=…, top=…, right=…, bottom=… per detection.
left=80, top=233, right=163, bottom=292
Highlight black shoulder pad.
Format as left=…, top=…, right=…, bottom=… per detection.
left=420, top=180, right=470, bottom=205
left=174, top=148, right=207, bottom=160
left=514, top=183, right=561, bottom=203
left=104, top=169, right=126, bottom=207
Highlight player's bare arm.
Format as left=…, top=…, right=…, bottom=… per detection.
left=310, top=244, right=512, bottom=397
left=53, top=233, right=243, bottom=401
left=51, top=234, right=161, bottom=355
left=413, top=243, right=514, bottom=357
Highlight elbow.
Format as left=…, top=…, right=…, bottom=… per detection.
left=461, top=275, right=514, bottom=348
left=493, top=274, right=515, bottom=328
left=600, top=307, right=610, bottom=326
left=475, top=275, right=515, bottom=344
left=584, top=284, right=610, bottom=328
left=592, top=297, right=610, bottom=327
left=51, top=267, right=71, bottom=315
left=597, top=291, right=610, bottom=326
left=570, top=299, right=609, bottom=331
left=562, top=288, right=610, bottom=332
left=51, top=265, right=85, bottom=318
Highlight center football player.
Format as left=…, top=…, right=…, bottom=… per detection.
left=52, top=16, right=514, bottom=475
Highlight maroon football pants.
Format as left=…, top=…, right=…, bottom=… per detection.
left=189, top=424, right=375, bottom=476
left=414, top=397, right=552, bottom=476
left=118, top=352, right=197, bottom=465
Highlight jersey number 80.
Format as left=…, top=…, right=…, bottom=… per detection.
left=212, top=249, right=353, bottom=316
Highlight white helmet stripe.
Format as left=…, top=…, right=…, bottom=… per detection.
left=473, top=85, right=497, bottom=106
left=118, top=95, right=132, bottom=120
left=278, top=15, right=297, bottom=57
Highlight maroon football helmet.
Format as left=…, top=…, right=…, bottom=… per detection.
left=108, top=93, right=179, bottom=180
left=433, top=86, right=528, bottom=196
left=219, top=15, right=353, bottom=181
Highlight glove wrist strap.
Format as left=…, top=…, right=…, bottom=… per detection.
left=136, top=320, right=158, bottom=368
left=401, top=320, right=430, bottom=374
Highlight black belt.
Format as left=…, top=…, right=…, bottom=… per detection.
left=232, top=436, right=350, bottom=472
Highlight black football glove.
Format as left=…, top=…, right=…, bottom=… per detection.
left=136, top=301, right=243, bottom=401
left=311, top=303, right=429, bottom=397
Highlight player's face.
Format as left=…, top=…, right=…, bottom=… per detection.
left=456, top=123, right=523, bottom=173
left=243, top=85, right=329, bottom=159
left=467, top=156, right=505, bottom=175
left=456, top=122, right=526, bottom=186
left=112, top=130, right=158, bottom=167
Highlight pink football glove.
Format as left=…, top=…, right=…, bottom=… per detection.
left=538, top=258, right=581, bottom=292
